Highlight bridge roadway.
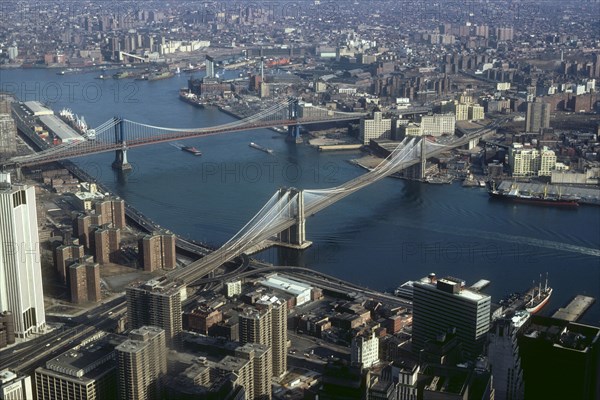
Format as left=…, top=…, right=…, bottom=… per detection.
left=10, top=114, right=364, bottom=168
left=170, top=118, right=506, bottom=285
left=0, top=297, right=127, bottom=376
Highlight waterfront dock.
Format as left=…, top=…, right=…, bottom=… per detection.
left=552, top=295, right=596, bottom=322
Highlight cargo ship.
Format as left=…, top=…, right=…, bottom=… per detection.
left=249, top=142, right=273, bottom=154
left=525, top=274, right=552, bottom=314
left=179, top=89, right=205, bottom=108
left=488, top=182, right=579, bottom=207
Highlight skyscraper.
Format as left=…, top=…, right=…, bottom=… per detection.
left=412, top=275, right=491, bottom=359
left=0, top=97, right=17, bottom=157
left=205, top=55, right=215, bottom=79
left=518, top=316, right=600, bottom=400
left=487, top=314, right=526, bottom=400
left=126, top=278, right=183, bottom=347
left=0, top=174, right=46, bottom=338
left=116, top=326, right=167, bottom=400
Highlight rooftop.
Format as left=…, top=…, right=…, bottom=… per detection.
left=416, top=275, right=490, bottom=302
left=45, top=341, right=116, bottom=378
left=261, top=274, right=312, bottom=296
left=0, top=370, right=17, bottom=384
left=24, top=101, right=53, bottom=116
left=38, top=115, right=83, bottom=142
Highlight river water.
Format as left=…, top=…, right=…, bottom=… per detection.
left=2, top=68, right=599, bottom=324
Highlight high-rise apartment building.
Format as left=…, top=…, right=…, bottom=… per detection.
left=68, top=261, right=101, bottom=304
left=239, top=307, right=271, bottom=348
left=0, top=174, right=46, bottom=338
left=214, top=343, right=272, bottom=400
left=412, top=275, right=491, bottom=359
left=54, top=243, right=85, bottom=283
left=94, top=227, right=120, bottom=264
left=126, top=278, right=183, bottom=347
left=360, top=111, right=392, bottom=144
left=496, top=27, right=514, bottom=42
left=525, top=101, right=551, bottom=133
left=139, top=233, right=176, bottom=271
left=240, top=296, right=288, bottom=378
left=509, top=144, right=540, bottom=177
left=94, top=198, right=126, bottom=229
left=116, top=326, right=167, bottom=400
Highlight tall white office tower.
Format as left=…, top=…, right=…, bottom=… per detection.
left=0, top=173, right=46, bottom=338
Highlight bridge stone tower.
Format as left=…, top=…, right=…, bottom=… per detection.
left=277, top=187, right=311, bottom=249
left=404, top=138, right=427, bottom=180
left=111, top=117, right=132, bottom=171
left=287, top=98, right=302, bottom=144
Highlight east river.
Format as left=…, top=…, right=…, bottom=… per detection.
left=2, top=68, right=599, bottom=324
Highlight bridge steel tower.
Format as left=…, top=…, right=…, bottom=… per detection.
left=277, top=187, right=311, bottom=249
left=111, top=117, right=132, bottom=171
left=287, top=98, right=302, bottom=144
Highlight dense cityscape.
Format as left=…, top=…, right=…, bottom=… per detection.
left=0, top=1, right=599, bottom=399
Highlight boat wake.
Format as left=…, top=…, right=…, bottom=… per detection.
left=392, top=219, right=600, bottom=258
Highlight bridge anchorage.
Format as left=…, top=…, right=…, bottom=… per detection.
left=276, top=187, right=311, bottom=249
left=111, top=117, right=132, bottom=171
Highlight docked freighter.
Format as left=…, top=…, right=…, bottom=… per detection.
left=179, top=89, right=205, bottom=108
left=488, top=182, right=579, bottom=207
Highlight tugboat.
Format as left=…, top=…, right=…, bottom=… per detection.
left=181, top=146, right=202, bottom=156
left=249, top=142, right=273, bottom=154
left=170, top=142, right=202, bottom=156
left=525, top=273, right=552, bottom=314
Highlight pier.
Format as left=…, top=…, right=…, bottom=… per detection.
left=552, top=295, right=596, bottom=322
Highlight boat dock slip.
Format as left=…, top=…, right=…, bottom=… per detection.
left=552, top=295, right=596, bottom=322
